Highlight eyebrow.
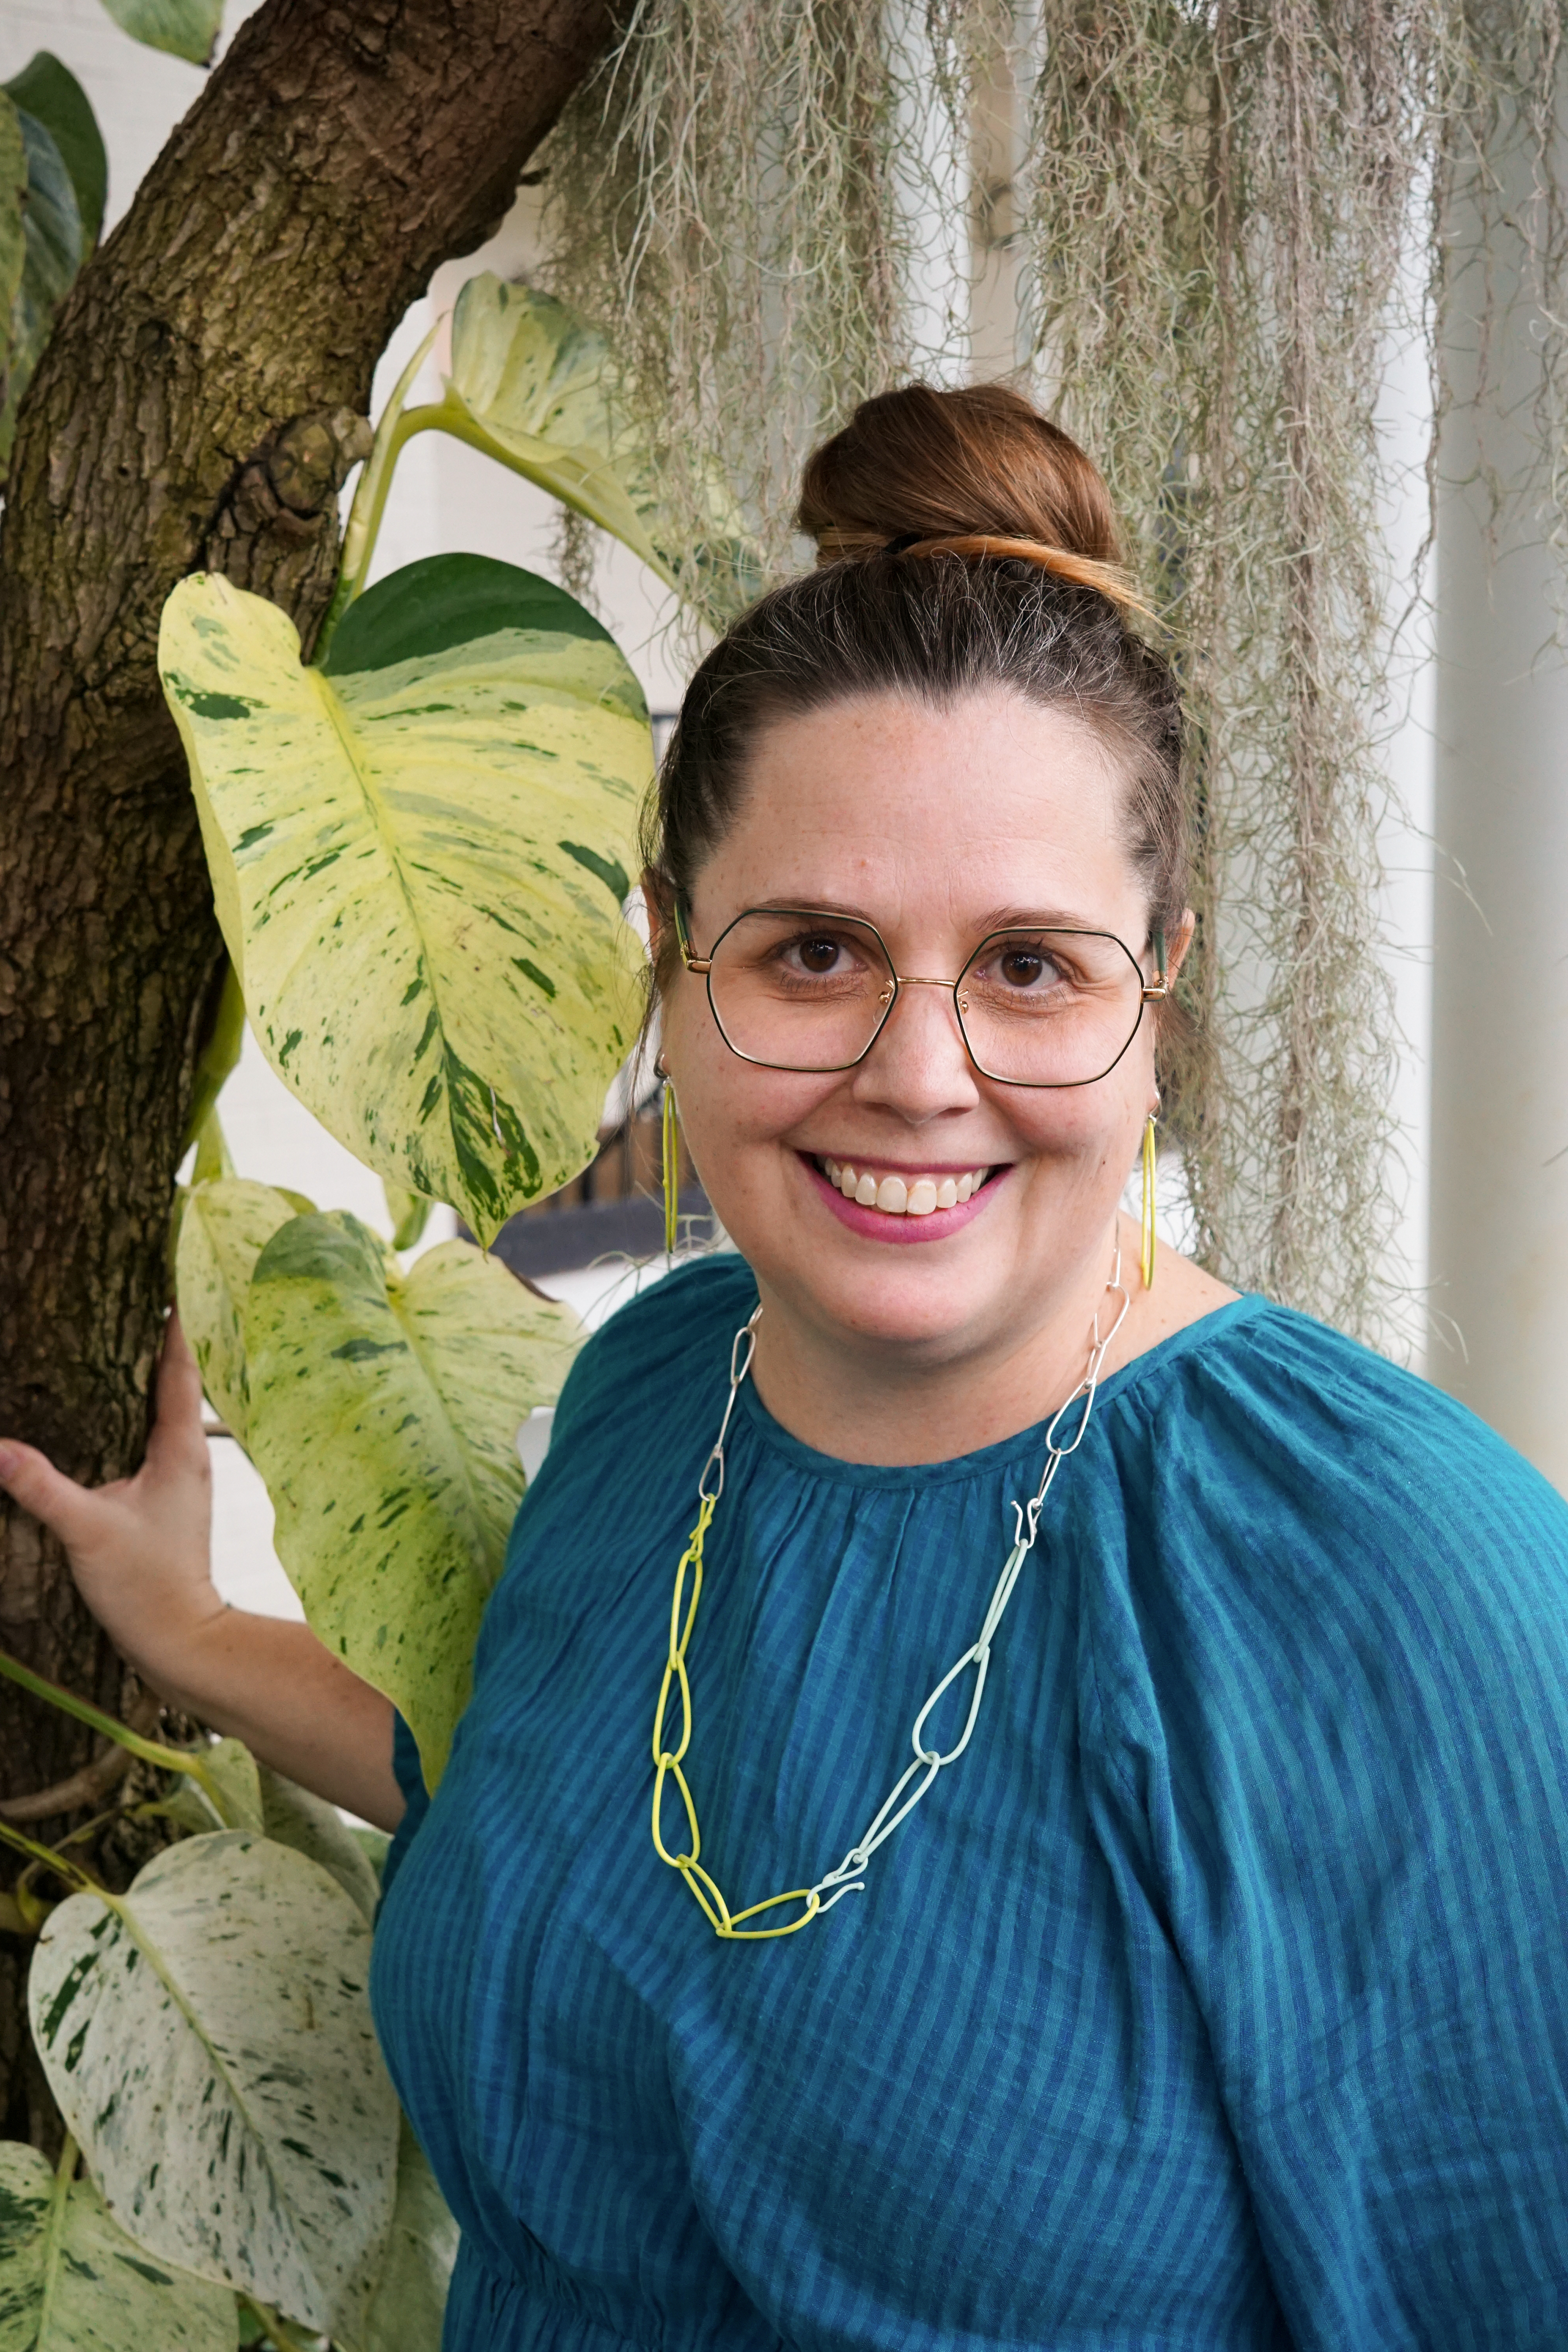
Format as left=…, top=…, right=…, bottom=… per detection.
left=750, top=897, right=1115, bottom=935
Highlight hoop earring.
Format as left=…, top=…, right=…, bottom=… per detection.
left=1140, top=1106, right=1159, bottom=1291
left=661, top=1070, right=680, bottom=1258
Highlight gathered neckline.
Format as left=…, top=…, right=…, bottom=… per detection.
left=728, top=1289, right=1271, bottom=1490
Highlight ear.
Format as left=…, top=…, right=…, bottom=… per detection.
left=1163, top=909, right=1197, bottom=981
left=642, top=868, right=673, bottom=961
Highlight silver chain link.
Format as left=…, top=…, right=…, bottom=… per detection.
left=702, top=1246, right=1130, bottom=1919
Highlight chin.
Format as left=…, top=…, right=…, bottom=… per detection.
left=755, top=1236, right=1012, bottom=1358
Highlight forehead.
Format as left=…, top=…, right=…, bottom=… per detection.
left=706, top=687, right=1142, bottom=930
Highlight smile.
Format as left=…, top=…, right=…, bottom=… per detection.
left=818, top=1157, right=993, bottom=1216
left=800, top=1152, right=1007, bottom=1245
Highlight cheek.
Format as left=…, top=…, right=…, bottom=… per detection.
left=663, top=993, right=839, bottom=1155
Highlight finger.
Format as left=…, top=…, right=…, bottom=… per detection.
left=145, top=1311, right=212, bottom=1474
left=0, top=1440, right=110, bottom=1555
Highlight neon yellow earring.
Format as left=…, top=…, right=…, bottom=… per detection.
left=1140, top=1106, right=1159, bottom=1290
left=662, top=1077, right=680, bottom=1257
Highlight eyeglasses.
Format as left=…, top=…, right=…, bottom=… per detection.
left=674, top=900, right=1168, bottom=1088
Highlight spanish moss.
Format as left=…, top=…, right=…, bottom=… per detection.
left=534, top=0, right=1568, bottom=1346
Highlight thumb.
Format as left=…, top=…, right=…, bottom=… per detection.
left=0, top=1441, right=107, bottom=1555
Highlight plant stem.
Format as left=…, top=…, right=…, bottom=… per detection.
left=0, top=1813, right=96, bottom=1893
left=239, top=2292, right=326, bottom=2351
left=0, top=1645, right=229, bottom=1820
left=323, top=316, right=443, bottom=642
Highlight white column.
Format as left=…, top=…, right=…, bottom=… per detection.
left=1429, top=100, right=1568, bottom=1486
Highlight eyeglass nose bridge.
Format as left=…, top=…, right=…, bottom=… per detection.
left=864, top=972, right=975, bottom=1067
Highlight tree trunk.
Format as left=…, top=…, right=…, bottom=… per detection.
left=0, top=0, right=615, bottom=2129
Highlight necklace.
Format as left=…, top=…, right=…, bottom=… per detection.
left=649, top=1247, right=1132, bottom=1940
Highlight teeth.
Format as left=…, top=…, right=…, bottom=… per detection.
left=819, top=1158, right=990, bottom=1215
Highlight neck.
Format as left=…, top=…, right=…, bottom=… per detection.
left=744, top=1215, right=1138, bottom=1468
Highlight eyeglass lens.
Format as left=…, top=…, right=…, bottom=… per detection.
left=704, top=910, right=1147, bottom=1085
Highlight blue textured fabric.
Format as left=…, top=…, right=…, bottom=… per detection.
left=371, top=1256, right=1568, bottom=2351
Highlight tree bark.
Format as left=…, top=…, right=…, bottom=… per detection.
left=0, top=0, right=615, bottom=2112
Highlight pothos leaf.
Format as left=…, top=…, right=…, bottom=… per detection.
left=159, top=558, right=649, bottom=1246
left=339, top=2117, right=458, bottom=2352
left=242, top=1213, right=582, bottom=1787
left=0, top=98, right=31, bottom=339
left=175, top=1179, right=307, bottom=1444
left=0, top=2141, right=239, bottom=2352
left=257, top=1765, right=381, bottom=1924
left=2, top=55, right=106, bottom=248
left=0, top=101, right=82, bottom=479
left=96, top=0, right=222, bottom=66
left=182, top=958, right=247, bottom=1156
left=443, top=274, right=763, bottom=628
left=28, top=1830, right=398, bottom=2339
left=382, top=1179, right=433, bottom=1253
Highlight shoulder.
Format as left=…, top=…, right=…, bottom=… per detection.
left=1097, top=1296, right=1568, bottom=1736
left=546, top=1250, right=760, bottom=1457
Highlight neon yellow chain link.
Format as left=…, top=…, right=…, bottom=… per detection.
left=650, top=1494, right=821, bottom=1939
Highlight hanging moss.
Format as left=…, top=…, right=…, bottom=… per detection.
left=535, top=0, right=1568, bottom=1348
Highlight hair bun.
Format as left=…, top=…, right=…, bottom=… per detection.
left=797, top=383, right=1125, bottom=571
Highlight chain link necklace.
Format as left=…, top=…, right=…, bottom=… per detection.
left=649, top=1247, right=1132, bottom=1940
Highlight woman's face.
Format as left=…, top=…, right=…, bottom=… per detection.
left=655, top=687, right=1183, bottom=1373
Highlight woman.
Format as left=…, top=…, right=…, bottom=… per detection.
left=5, top=384, right=1568, bottom=2349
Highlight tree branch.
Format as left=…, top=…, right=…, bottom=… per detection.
left=0, top=0, right=615, bottom=1792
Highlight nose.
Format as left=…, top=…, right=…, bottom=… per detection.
left=850, top=980, right=980, bottom=1125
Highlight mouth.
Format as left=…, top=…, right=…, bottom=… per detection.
left=800, top=1152, right=1007, bottom=1243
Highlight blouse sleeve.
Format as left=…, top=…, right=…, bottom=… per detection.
left=377, top=1710, right=430, bottom=1905
left=1091, top=1318, right=1568, bottom=2344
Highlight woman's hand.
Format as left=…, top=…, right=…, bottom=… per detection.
left=0, top=1313, right=404, bottom=1830
left=0, top=1313, right=225, bottom=1698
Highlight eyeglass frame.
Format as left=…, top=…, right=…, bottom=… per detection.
left=671, top=895, right=1170, bottom=1088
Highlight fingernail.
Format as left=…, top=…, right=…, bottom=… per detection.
left=0, top=1443, right=18, bottom=1482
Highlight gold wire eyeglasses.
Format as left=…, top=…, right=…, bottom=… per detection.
left=674, top=898, right=1168, bottom=1089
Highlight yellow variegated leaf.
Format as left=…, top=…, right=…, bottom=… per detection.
left=382, top=1178, right=433, bottom=1252
left=175, top=1177, right=309, bottom=1444
left=441, top=275, right=763, bottom=629
left=243, top=1213, right=582, bottom=1786
left=159, top=557, right=648, bottom=1246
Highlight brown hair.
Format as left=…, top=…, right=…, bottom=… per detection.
left=642, top=382, right=1188, bottom=991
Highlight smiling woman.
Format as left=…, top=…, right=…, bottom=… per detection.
left=7, top=384, right=1568, bottom=2351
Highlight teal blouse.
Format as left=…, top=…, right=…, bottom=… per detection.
left=372, top=1256, right=1568, bottom=2349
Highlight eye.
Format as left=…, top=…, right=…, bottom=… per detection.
left=999, top=948, right=1049, bottom=989
left=795, top=935, right=843, bottom=974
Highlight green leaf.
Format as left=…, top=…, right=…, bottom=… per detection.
left=183, top=959, right=247, bottom=1156
left=96, top=0, right=222, bottom=65
left=159, top=560, right=649, bottom=1246
left=191, top=1107, right=235, bottom=1186
left=190, top=1737, right=262, bottom=1830
left=340, top=2118, right=457, bottom=2352
left=2, top=57, right=106, bottom=248
left=0, top=2142, right=239, bottom=2352
left=28, top=1830, right=398, bottom=2338
left=0, top=103, right=82, bottom=479
left=257, top=1765, right=381, bottom=1924
left=175, top=1179, right=307, bottom=1445
left=242, top=1214, right=581, bottom=1787
left=382, top=1180, right=433, bottom=1253
left=0, top=98, right=31, bottom=338
left=441, top=275, right=761, bottom=628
